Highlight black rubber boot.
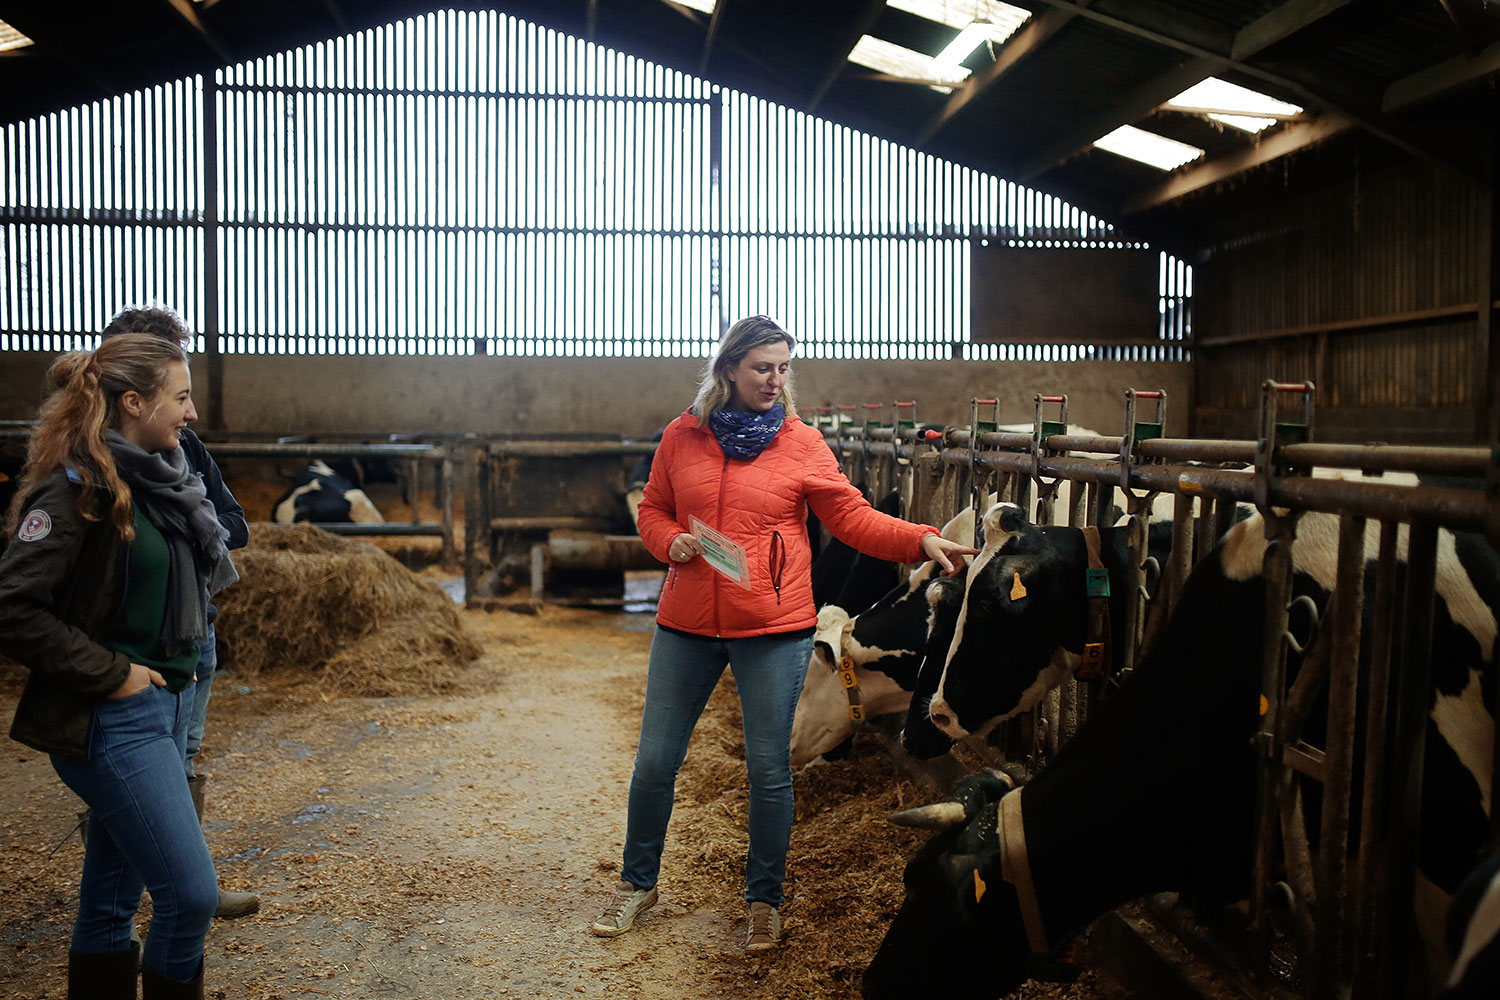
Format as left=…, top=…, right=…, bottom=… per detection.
left=186, top=774, right=260, bottom=919
left=67, top=942, right=140, bottom=1000
left=141, top=959, right=204, bottom=1000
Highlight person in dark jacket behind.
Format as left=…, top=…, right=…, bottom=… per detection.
left=590, top=316, right=976, bottom=953
left=101, top=305, right=258, bottom=919
left=0, top=333, right=237, bottom=999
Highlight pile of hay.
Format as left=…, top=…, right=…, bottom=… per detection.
left=215, top=523, right=479, bottom=697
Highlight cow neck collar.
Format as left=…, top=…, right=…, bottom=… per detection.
left=1077, top=527, right=1111, bottom=679
left=998, top=789, right=1050, bottom=954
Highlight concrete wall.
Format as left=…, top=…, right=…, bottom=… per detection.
left=1, top=351, right=1191, bottom=439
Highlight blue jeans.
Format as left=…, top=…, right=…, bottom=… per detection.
left=51, top=684, right=217, bottom=981
left=622, top=627, right=814, bottom=907
left=184, top=626, right=217, bottom=778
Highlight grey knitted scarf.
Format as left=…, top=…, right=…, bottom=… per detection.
left=105, top=430, right=239, bottom=657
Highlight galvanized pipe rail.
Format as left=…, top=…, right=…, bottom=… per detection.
left=206, top=441, right=457, bottom=562
left=936, top=448, right=1493, bottom=532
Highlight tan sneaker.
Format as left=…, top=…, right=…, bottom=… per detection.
left=592, top=881, right=658, bottom=937
left=745, top=901, right=781, bottom=952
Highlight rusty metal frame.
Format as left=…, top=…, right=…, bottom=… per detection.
left=810, top=388, right=1498, bottom=998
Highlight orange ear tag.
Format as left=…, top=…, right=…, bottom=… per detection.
left=1259, top=694, right=1269, bottom=717
left=1010, top=572, right=1027, bottom=601
left=973, top=868, right=988, bottom=904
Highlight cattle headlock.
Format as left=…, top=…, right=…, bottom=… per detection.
left=811, top=384, right=1498, bottom=1000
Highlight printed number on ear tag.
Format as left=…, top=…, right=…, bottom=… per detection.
left=1010, top=572, right=1027, bottom=601
left=1079, top=643, right=1106, bottom=678
left=840, top=669, right=859, bottom=690
left=973, top=868, right=988, bottom=904
left=1086, top=567, right=1110, bottom=598
left=848, top=704, right=865, bottom=722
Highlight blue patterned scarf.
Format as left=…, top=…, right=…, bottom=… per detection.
left=710, top=403, right=785, bottom=461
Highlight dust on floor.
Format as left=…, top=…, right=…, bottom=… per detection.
left=0, top=605, right=1131, bottom=999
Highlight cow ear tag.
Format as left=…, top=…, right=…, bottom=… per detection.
left=1085, top=568, right=1110, bottom=598
left=1010, top=572, right=1027, bottom=601
left=1079, top=643, right=1106, bottom=678
left=972, top=868, right=988, bottom=904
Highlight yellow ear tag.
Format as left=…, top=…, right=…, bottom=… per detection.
left=1010, top=572, right=1027, bottom=601
left=1259, top=694, right=1269, bottom=717
left=973, top=868, right=987, bottom=904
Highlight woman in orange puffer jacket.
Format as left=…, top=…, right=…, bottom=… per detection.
left=591, top=316, right=976, bottom=953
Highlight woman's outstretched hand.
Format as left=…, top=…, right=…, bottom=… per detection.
left=667, top=532, right=703, bottom=563
left=921, top=533, right=980, bottom=576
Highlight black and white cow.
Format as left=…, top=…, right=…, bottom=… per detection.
left=901, top=504, right=1181, bottom=757
left=866, top=501, right=1497, bottom=999
left=790, top=504, right=983, bottom=767
left=272, top=459, right=385, bottom=525
left=1444, top=849, right=1500, bottom=999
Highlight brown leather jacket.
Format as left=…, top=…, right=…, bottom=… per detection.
left=0, top=469, right=133, bottom=759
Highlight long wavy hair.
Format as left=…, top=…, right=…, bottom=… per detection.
left=6, top=334, right=187, bottom=541
left=690, top=315, right=797, bottom=428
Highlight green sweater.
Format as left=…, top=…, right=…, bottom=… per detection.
left=106, top=508, right=199, bottom=692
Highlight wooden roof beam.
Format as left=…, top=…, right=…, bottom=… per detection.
left=1020, top=0, right=1481, bottom=182
left=914, top=2, right=1089, bottom=145
left=159, top=0, right=234, bottom=65
left=1119, top=113, right=1353, bottom=215
left=1230, top=0, right=1354, bottom=62
left=807, top=0, right=887, bottom=113
left=700, top=0, right=727, bottom=76
left=1382, top=37, right=1500, bottom=112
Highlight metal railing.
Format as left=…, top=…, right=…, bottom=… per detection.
left=813, top=386, right=1498, bottom=1000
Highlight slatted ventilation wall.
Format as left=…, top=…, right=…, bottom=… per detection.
left=2, top=8, right=1189, bottom=361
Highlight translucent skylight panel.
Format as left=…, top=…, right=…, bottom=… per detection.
left=850, top=35, right=971, bottom=91
left=669, top=0, right=717, bottom=14
left=1165, top=78, right=1302, bottom=133
left=0, top=19, right=34, bottom=52
left=888, top=0, right=1031, bottom=44
left=1093, top=125, right=1203, bottom=171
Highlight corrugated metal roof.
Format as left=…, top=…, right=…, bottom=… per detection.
left=0, top=0, right=1493, bottom=255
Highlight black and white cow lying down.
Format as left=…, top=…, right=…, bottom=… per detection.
left=866, top=501, right=1497, bottom=999
left=272, top=459, right=385, bottom=525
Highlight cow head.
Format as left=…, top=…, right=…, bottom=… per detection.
left=898, top=568, right=967, bottom=759
left=865, top=772, right=1033, bottom=1000
left=928, top=504, right=1084, bottom=740
left=789, top=605, right=857, bottom=767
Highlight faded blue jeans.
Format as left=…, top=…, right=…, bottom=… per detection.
left=51, top=684, right=217, bottom=982
left=184, top=626, right=217, bottom=778
left=622, top=626, right=814, bottom=907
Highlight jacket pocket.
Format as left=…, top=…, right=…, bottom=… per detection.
left=768, top=531, right=785, bottom=605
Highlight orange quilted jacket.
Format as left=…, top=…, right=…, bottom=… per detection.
left=638, top=409, right=937, bottom=638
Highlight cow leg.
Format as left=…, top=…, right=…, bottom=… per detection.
left=728, top=632, right=817, bottom=908
left=621, top=629, right=729, bottom=892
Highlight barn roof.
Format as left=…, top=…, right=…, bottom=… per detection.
left=0, top=1, right=1495, bottom=253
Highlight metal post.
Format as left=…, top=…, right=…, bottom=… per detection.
left=1249, top=522, right=1296, bottom=940
left=202, top=71, right=223, bottom=431
left=1309, top=514, right=1365, bottom=1000
left=1383, top=520, right=1439, bottom=997
left=1353, top=521, right=1399, bottom=1000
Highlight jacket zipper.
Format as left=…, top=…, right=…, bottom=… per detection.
left=769, top=530, right=784, bottom=606
left=713, top=455, right=728, bottom=637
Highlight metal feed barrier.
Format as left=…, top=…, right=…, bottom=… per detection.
left=203, top=439, right=458, bottom=563
left=814, top=386, right=1498, bottom=1000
